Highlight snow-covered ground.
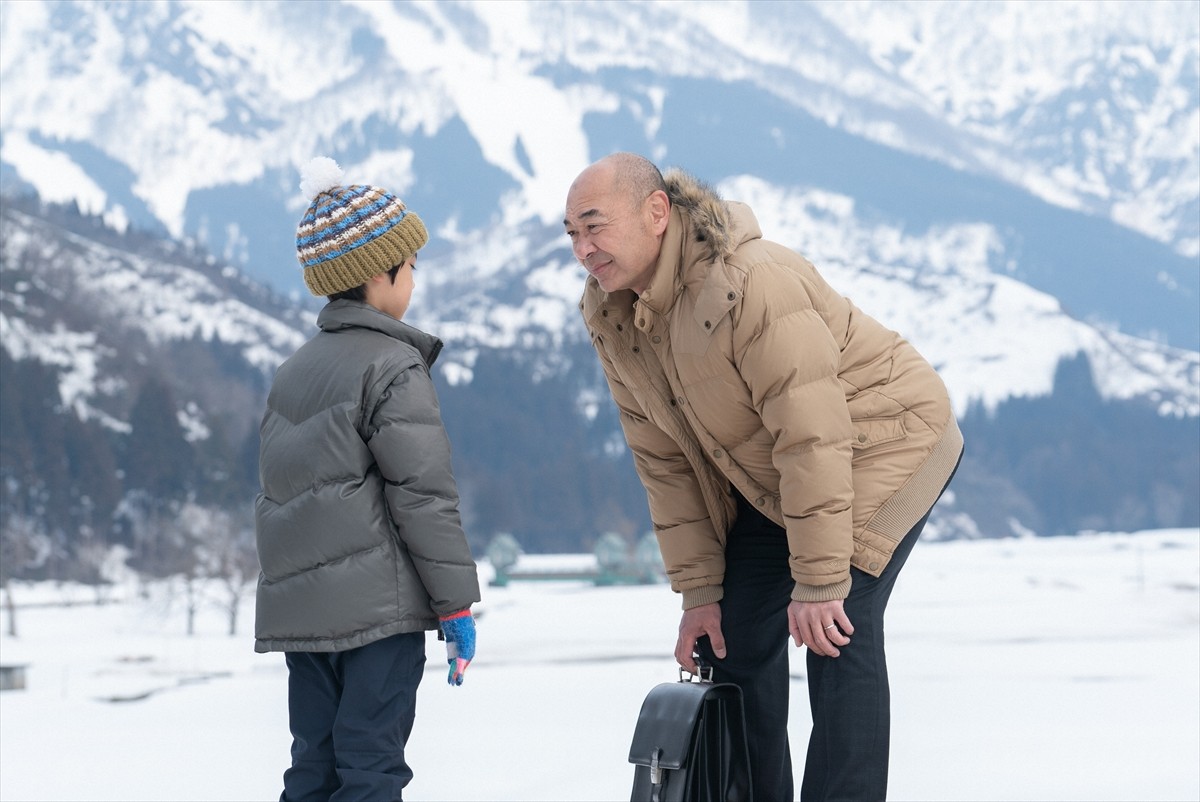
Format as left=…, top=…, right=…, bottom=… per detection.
left=1, top=529, right=1197, bottom=801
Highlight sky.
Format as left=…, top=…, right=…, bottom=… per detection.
left=1, top=528, right=1197, bottom=801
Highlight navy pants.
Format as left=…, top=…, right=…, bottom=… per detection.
left=698, top=497, right=931, bottom=802
left=282, top=631, right=426, bottom=802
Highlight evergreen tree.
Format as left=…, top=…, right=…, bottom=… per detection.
left=959, top=354, right=1200, bottom=536
left=122, top=375, right=194, bottom=501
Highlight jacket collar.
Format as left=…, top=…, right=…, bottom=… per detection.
left=579, top=203, right=708, bottom=326
left=318, top=300, right=443, bottom=367
left=637, top=206, right=687, bottom=317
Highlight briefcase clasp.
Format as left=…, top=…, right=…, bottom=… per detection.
left=679, top=664, right=714, bottom=683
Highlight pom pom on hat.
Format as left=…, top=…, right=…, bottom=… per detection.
left=299, top=156, right=345, bottom=199
left=295, top=156, right=428, bottom=297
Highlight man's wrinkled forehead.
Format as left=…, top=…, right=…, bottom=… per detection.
left=564, top=163, right=619, bottom=226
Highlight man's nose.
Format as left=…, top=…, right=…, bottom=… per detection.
left=573, top=234, right=595, bottom=262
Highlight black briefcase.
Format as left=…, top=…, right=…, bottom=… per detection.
left=628, top=666, right=753, bottom=802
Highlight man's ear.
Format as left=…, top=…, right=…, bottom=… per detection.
left=646, top=189, right=670, bottom=235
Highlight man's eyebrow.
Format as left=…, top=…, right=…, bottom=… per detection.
left=563, top=208, right=602, bottom=227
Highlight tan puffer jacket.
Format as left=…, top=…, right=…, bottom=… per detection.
left=581, top=171, right=963, bottom=608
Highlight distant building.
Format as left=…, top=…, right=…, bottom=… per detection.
left=0, top=664, right=28, bottom=691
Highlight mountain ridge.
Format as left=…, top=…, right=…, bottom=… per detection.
left=3, top=1, right=1194, bottom=251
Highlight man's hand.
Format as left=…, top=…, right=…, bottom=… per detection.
left=788, top=599, right=853, bottom=658
left=675, top=602, right=726, bottom=673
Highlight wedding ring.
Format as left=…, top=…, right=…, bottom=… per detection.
left=824, top=624, right=837, bottom=631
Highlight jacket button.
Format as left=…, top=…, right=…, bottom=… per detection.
left=602, top=309, right=609, bottom=316
left=638, top=318, right=645, bottom=326
left=858, top=433, right=868, bottom=443
left=727, top=292, right=735, bottom=300
left=669, top=398, right=677, bottom=406
left=713, top=449, right=723, bottom=458
left=632, top=346, right=640, bottom=353
left=704, top=320, right=711, bottom=329
left=755, top=497, right=765, bottom=506
left=869, top=562, right=879, bottom=571
left=652, top=336, right=661, bottom=344
left=616, top=324, right=623, bottom=331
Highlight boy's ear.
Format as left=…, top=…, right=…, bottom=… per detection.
left=361, top=271, right=388, bottom=306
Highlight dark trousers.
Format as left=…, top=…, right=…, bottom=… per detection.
left=282, top=631, right=426, bottom=802
left=697, top=498, right=930, bottom=802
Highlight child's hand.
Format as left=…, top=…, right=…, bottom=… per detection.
left=439, top=610, right=475, bottom=686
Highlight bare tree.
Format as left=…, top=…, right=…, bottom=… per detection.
left=117, top=498, right=258, bottom=636
left=71, top=528, right=116, bottom=605
left=178, top=566, right=203, bottom=638
left=120, top=493, right=204, bottom=632
left=0, top=514, right=53, bottom=638
left=180, top=502, right=259, bottom=636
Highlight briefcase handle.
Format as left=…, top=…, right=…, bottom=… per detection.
left=680, top=654, right=714, bottom=684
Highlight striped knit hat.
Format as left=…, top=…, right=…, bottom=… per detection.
left=295, top=157, right=428, bottom=297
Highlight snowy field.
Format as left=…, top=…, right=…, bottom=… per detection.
left=1, top=529, right=1197, bottom=802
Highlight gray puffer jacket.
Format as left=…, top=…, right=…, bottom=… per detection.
left=254, top=300, right=480, bottom=653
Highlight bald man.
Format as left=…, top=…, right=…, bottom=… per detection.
left=566, top=153, right=962, bottom=801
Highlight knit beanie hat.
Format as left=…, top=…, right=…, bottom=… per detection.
left=295, top=157, right=428, bottom=297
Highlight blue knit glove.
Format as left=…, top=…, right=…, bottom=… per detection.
left=439, top=610, right=475, bottom=686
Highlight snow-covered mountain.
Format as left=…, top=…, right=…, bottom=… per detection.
left=0, top=202, right=307, bottom=434
left=3, top=1, right=1196, bottom=256
left=0, top=0, right=1197, bottom=551
left=810, top=0, right=1200, bottom=257
left=1, top=0, right=1196, bottom=349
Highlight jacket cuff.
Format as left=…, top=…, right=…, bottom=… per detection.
left=681, top=584, right=724, bottom=610
left=790, top=577, right=852, bottom=603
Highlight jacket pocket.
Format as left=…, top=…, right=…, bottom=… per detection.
left=850, top=415, right=907, bottom=450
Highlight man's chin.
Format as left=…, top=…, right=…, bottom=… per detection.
left=594, top=275, right=623, bottom=294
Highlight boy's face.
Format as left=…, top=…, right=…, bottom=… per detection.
left=366, top=254, right=417, bottom=320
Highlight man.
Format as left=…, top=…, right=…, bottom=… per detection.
left=565, top=153, right=962, bottom=801
left=255, top=157, right=480, bottom=799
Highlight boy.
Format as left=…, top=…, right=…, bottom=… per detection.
left=254, top=157, right=481, bottom=800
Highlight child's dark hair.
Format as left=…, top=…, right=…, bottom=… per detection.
left=327, top=263, right=403, bottom=303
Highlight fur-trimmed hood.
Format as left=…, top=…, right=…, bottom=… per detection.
left=663, top=168, right=741, bottom=264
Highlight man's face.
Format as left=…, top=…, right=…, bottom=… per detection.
left=564, top=165, right=668, bottom=295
